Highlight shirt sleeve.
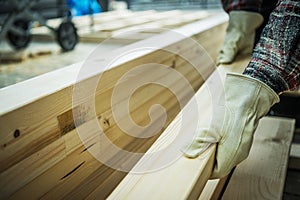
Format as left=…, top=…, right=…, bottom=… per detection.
left=243, top=0, right=300, bottom=93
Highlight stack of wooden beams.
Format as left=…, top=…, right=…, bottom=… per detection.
left=31, top=10, right=211, bottom=43
left=0, top=14, right=226, bottom=199
left=0, top=12, right=295, bottom=200
left=109, top=54, right=295, bottom=200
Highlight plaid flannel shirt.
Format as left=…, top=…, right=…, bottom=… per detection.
left=243, top=0, right=300, bottom=93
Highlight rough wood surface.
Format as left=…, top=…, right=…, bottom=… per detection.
left=290, top=143, right=300, bottom=158
left=192, top=54, right=251, bottom=200
left=108, top=54, right=251, bottom=200
left=32, top=10, right=210, bottom=43
left=0, top=14, right=228, bottom=199
left=198, top=176, right=229, bottom=200
left=289, top=143, right=300, bottom=170
left=222, top=117, right=295, bottom=200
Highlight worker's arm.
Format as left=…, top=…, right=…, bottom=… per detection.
left=183, top=0, right=300, bottom=179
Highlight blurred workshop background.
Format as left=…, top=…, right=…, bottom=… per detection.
left=0, top=0, right=222, bottom=89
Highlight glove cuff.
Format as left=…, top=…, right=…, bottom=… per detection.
left=228, top=11, right=264, bottom=32
left=227, top=73, right=280, bottom=106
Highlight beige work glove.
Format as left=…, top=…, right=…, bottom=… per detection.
left=217, top=11, right=264, bottom=65
left=182, top=73, right=279, bottom=179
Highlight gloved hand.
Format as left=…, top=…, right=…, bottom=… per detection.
left=217, top=11, right=264, bottom=65
left=182, top=73, right=279, bottom=179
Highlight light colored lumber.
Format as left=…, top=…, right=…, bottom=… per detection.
left=196, top=54, right=252, bottom=200
left=290, top=143, right=300, bottom=158
left=80, top=11, right=209, bottom=43
left=108, top=146, right=216, bottom=200
left=222, top=117, right=295, bottom=200
left=289, top=143, right=300, bottom=170
left=0, top=14, right=227, bottom=174
left=1, top=13, right=227, bottom=114
left=32, top=10, right=153, bottom=39
left=1, top=14, right=228, bottom=199
left=7, top=56, right=202, bottom=199
left=65, top=58, right=198, bottom=154
left=32, top=10, right=210, bottom=43
left=109, top=12, right=209, bottom=43
left=0, top=39, right=184, bottom=172
left=110, top=11, right=208, bottom=35
left=32, top=10, right=164, bottom=41
left=1, top=54, right=199, bottom=199
left=64, top=59, right=199, bottom=154
left=198, top=176, right=229, bottom=200
left=8, top=140, right=100, bottom=200
left=0, top=138, right=66, bottom=199
left=108, top=53, right=251, bottom=200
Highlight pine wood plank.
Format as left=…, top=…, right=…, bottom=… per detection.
left=0, top=55, right=199, bottom=199
left=108, top=53, right=251, bottom=200
left=0, top=14, right=227, bottom=175
left=1, top=14, right=227, bottom=199
left=195, top=55, right=252, bottom=200
left=5, top=44, right=209, bottom=199
left=198, top=176, right=229, bottom=200
left=289, top=143, right=300, bottom=170
left=107, top=78, right=217, bottom=199
left=32, top=10, right=153, bottom=39
left=1, top=13, right=227, bottom=114
left=0, top=138, right=66, bottom=199
left=81, top=11, right=209, bottom=43
left=290, top=143, right=300, bottom=158
left=0, top=43, right=183, bottom=173
left=8, top=141, right=99, bottom=200
left=64, top=59, right=197, bottom=155
left=63, top=60, right=199, bottom=155
left=222, top=117, right=295, bottom=200
left=32, top=10, right=209, bottom=43
left=8, top=65, right=200, bottom=199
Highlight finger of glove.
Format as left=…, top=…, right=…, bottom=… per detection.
left=210, top=145, right=249, bottom=179
left=217, top=30, right=241, bottom=65
left=182, top=130, right=219, bottom=158
left=217, top=46, right=236, bottom=65
left=210, top=128, right=254, bottom=179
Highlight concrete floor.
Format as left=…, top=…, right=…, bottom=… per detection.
left=0, top=40, right=126, bottom=89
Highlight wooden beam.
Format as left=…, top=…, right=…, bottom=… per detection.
left=6, top=52, right=207, bottom=200
left=0, top=14, right=228, bottom=199
left=108, top=54, right=251, bottom=200
left=222, top=117, right=295, bottom=200
left=5, top=65, right=202, bottom=199
left=198, top=176, right=230, bottom=200
left=32, top=10, right=210, bottom=43
left=290, top=143, right=300, bottom=158
left=289, top=143, right=300, bottom=170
